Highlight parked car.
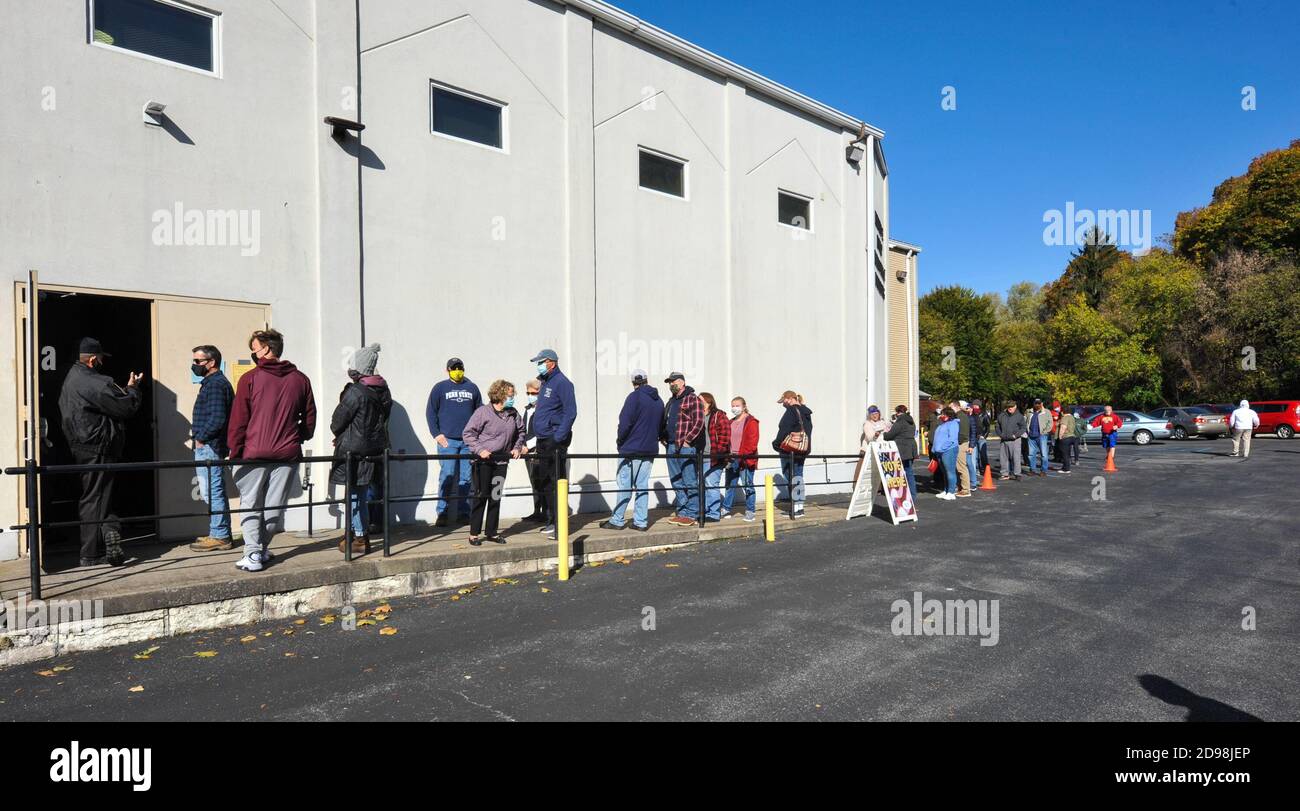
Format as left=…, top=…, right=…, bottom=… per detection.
left=1193, top=403, right=1235, bottom=416
left=1083, top=410, right=1173, bottom=445
left=1245, top=400, right=1300, bottom=439
left=1075, top=405, right=1106, bottom=422
left=1148, top=406, right=1228, bottom=440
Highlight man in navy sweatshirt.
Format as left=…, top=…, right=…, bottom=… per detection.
left=602, top=369, right=661, bottom=531
left=426, top=357, right=482, bottom=526
left=529, top=348, right=577, bottom=538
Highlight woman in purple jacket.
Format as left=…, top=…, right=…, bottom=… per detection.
left=462, top=380, right=526, bottom=545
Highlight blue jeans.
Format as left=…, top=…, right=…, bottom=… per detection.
left=194, top=444, right=231, bottom=539
left=967, top=444, right=980, bottom=485
left=722, top=462, right=756, bottom=516
left=781, top=456, right=806, bottom=507
left=902, top=458, right=917, bottom=501
left=350, top=484, right=374, bottom=535
left=939, top=446, right=959, bottom=493
left=610, top=457, right=652, bottom=528
left=1027, top=434, right=1049, bottom=473
left=436, top=439, right=472, bottom=516
left=668, top=444, right=701, bottom=518
left=704, top=463, right=725, bottom=520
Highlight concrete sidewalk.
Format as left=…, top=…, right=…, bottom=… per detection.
left=0, top=497, right=860, bottom=665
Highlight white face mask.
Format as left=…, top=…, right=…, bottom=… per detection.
left=731, top=407, right=742, bottom=417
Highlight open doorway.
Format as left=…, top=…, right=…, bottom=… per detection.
left=37, top=291, right=156, bottom=561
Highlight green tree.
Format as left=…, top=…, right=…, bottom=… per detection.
left=919, top=286, right=998, bottom=401
left=1175, top=139, right=1300, bottom=263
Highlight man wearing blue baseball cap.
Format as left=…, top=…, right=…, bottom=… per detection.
left=528, top=349, right=577, bottom=538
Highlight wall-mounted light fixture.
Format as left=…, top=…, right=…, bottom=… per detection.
left=143, top=100, right=167, bottom=126
left=324, top=116, right=365, bottom=141
left=846, top=122, right=868, bottom=165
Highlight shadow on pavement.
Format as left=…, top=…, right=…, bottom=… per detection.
left=1138, top=674, right=1262, bottom=721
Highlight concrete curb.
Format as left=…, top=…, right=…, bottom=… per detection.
left=1, top=509, right=846, bottom=667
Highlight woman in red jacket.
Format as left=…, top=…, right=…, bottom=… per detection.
left=722, top=396, right=761, bottom=521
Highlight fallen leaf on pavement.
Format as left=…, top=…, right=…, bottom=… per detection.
left=36, top=670, right=55, bottom=677
left=357, top=619, right=376, bottom=627
left=128, top=685, right=144, bottom=693
left=52, top=665, right=73, bottom=672
left=134, top=645, right=162, bottom=659
left=240, top=635, right=257, bottom=643
left=194, top=651, right=218, bottom=658
left=664, top=563, right=680, bottom=568
left=450, top=595, right=461, bottom=601
left=374, top=604, right=392, bottom=613
left=491, top=578, right=518, bottom=585
left=320, top=615, right=336, bottom=625
left=540, top=587, right=551, bottom=593
left=293, top=619, right=307, bottom=625
left=282, top=629, right=295, bottom=636
left=379, top=627, right=397, bottom=636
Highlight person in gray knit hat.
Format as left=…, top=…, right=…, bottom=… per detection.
left=330, top=343, right=391, bottom=555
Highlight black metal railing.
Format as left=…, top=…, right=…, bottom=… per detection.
left=4, top=448, right=866, bottom=599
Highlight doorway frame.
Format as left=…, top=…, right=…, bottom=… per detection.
left=11, top=281, right=271, bottom=558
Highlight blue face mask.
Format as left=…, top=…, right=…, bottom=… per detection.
left=536, top=362, right=549, bottom=377
left=504, top=397, right=515, bottom=409
left=528, top=394, right=538, bottom=406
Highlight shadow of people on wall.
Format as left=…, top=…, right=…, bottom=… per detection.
left=385, top=401, right=429, bottom=528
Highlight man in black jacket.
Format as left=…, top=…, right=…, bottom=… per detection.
left=57, top=338, right=143, bottom=567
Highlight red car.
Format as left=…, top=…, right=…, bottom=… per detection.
left=1244, top=400, right=1300, bottom=439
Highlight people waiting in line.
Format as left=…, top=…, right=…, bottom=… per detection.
left=662, top=372, right=706, bottom=528
left=883, top=405, right=919, bottom=501
left=228, top=328, right=316, bottom=573
left=931, top=407, right=960, bottom=500
left=952, top=400, right=974, bottom=497
left=188, top=344, right=234, bottom=553
left=328, top=344, right=390, bottom=556
left=1054, top=404, right=1076, bottom=475
left=426, top=357, right=481, bottom=527
left=972, top=400, right=990, bottom=474
left=520, top=378, right=548, bottom=525
left=861, top=406, right=890, bottom=448
left=1229, top=400, right=1260, bottom=459
left=699, top=392, right=732, bottom=522
left=1072, top=408, right=1088, bottom=460
left=722, top=397, right=760, bottom=522
left=773, top=391, right=813, bottom=518
left=996, top=402, right=1026, bottom=481
left=529, top=349, right=577, bottom=539
left=602, top=370, right=661, bottom=531
left=59, top=337, right=143, bottom=568
left=1090, top=406, right=1123, bottom=468
left=462, top=380, right=525, bottom=545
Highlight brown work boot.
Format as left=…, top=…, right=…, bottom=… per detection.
left=190, top=535, right=235, bottom=552
left=338, top=534, right=370, bottom=555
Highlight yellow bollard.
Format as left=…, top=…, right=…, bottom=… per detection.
left=764, top=474, right=775, bottom=542
left=557, top=479, right=570, bottom=581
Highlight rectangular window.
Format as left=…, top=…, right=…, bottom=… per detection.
left=431, top=83, right=505, bottom=150
left=639, top=149, right=686, bottom=198
left=91, top=0, right=218, bottom=74
left=778, top=191, right=812, bottom=230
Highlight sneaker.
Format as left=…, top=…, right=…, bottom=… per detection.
left=104, top=528, right=125, bottom=566
left=998, top=475, right=1010, bottom=481
left=541, top=524, right=557, bottom=538
left=599, top=519, right=626, bottom=531
left=262, top=548, right=275, bottom=564
left=792, top=506, right=805, bottom=517
left=235, top=552, right=264, bottom=572
left=435, top=514, right=449, bottom=528
left=743, top=513, right=757, bottom=522
left=189, top=535, right=234, bottom=552
left=79, top=556, right=107, bottom=568
left=720, top=511, right=732, bottom=520
left=956, top=491, right=971, bottom=498
left=632, top=524, right=649, bottom=532
left=1011, top=475, right=1021, bottom=481
left=667, top=516, right=696, bottom=527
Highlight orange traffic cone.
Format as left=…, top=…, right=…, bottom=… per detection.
left=1103, top=449, right=1118, bottom=472
left=979, top=464, right=997, bottom=491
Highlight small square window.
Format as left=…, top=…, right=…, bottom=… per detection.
left=639, top=149, right=686, bottom=198
left=91, top=0, right=218, bottom=74
left=431, top=84, right=504, bottom=150
left=778, top=191, right=812, bottom=230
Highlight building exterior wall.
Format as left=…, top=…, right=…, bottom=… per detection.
left=0, top=0, right=889, bottom=548
left=886, top=243, right=920, bottom=418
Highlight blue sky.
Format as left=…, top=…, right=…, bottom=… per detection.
left=613, top=0, right=1300, bottom=295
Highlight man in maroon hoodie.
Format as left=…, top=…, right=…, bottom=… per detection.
left=226, top=328, right=316, bottom=572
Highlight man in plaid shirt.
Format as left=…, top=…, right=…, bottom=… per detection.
left=189, top=345, right=235, bottom=551
left=662, top=373, right=705, bottom=527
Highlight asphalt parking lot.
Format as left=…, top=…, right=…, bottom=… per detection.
left=2, top=438, right=1296, bottom=721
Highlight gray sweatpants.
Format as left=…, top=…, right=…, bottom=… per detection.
left=998, top=438, right=1022, bottom=476
left=234, top=463, right=296, bottom=557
